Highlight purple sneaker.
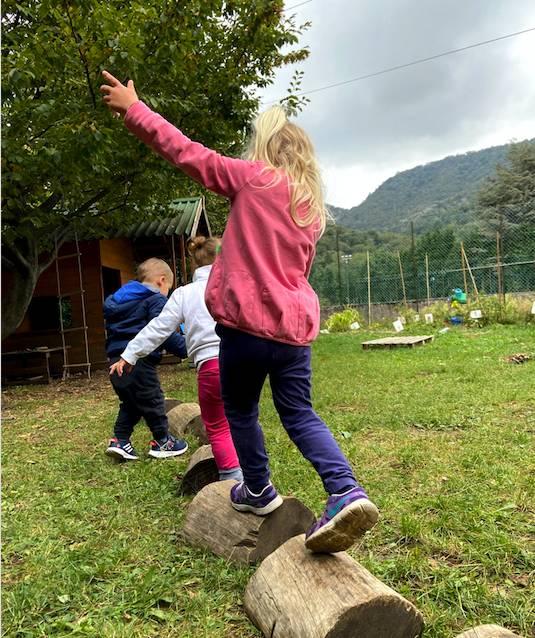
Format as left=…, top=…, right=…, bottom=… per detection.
left=230, top=482, right=283, bottom=516
left=305, top=487, right=379, bottom=553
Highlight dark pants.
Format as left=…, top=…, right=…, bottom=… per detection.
left=109, top=357, right=168, bottom=441
left=216, top=325, right=358, bottom=494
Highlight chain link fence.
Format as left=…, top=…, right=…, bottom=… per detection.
left=310, top=202, right=535, bottom=318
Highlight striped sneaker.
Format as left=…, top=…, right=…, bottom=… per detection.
left=148, top=435, right=188, bottom=459
left=305, top=487, right=379, bottom=553
left=106, top=438, right=139, bottom=461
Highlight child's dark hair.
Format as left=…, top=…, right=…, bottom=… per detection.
left=187, top=236, right=220, bottom=267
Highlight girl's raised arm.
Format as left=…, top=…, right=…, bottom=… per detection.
left=100, top=71, right=256, bottom=199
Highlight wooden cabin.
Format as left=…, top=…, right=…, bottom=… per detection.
left=2, top=197, right=210, bottom=383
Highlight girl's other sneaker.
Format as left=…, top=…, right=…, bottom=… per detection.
left=230, top=481, right=283, bottom=515
left=106, top=438, right=139, bottom=461
left=148, top=435, right=188, bottom=459
left=305, top=487, right=379, bottom=553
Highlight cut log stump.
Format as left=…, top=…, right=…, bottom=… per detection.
left=167, top=402, right=208, bottom=445
left=181, top=481, right=316, bottom=565
left=178, top=445, right=219, bottom=496
left=454, top=626, right=522, bottom=638
left=244, top=534, right=424, bottom=638
left=164, top=398, right=182, bottom=413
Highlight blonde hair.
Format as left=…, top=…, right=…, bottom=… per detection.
left=137, top=258, right=173, bottom=283
left=244, top=105, right=326, bottom=234
left=187, top=236, right=220, bottom=267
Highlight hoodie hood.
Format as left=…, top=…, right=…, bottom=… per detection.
left=103, top=281, right=160, bottom=320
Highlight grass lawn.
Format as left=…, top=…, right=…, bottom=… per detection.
left=2, top=325, right=534, bottom=637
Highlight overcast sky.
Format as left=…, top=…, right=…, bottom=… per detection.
left=259, top=0, right=535, bottom=208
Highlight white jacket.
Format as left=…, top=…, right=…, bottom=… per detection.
left=121, top=265, right=219, bottom=369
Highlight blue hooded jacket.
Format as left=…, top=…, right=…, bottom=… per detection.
left=103, top=280, right=187, bottom=364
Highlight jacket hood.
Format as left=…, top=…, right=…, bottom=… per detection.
left=104, top=281, right=158, bottom=318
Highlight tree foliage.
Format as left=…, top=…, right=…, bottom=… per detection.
left=1, top=0, right=308, bottom=337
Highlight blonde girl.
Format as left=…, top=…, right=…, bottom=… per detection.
left=101, top=71, right=378, bottom=553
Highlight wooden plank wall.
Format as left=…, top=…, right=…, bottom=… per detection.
left=2, top=240, right=107, bottom=370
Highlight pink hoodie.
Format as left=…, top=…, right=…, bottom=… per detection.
left=125, top=101, right=320, bottom=346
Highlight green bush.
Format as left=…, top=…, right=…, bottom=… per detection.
left=325, top=307, right=362, bottom=332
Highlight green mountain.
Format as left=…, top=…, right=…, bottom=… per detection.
left=329, top=140, right=533, bottom=234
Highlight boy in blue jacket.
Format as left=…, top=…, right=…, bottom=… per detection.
left=104, top=258, right=188, bottom=461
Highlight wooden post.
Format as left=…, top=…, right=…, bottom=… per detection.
left=335, top=225, right=342, bottom=306
left=244, top=535, right=424, bottom=638
left=366, top=250, right=372, bottom=325
left=181, top=482, right=316, bottom=565
left=425, top=253, right=431, bottom=306
left=179, top=234, right=188, bottom=285
left=167, top=403, right=208, bottom=445
left=461, top=244, right=479, bottom=300
left=171, top=234, right=178, bottom=290
left=461, top=241, right=469, bottom=296
left=410, top=221, right=419, bottom=312
left=178, top=445, right=219, bottom=496
left=397, top=251, right=408, bottom=308
left=496, top=230, right=504, bottom=304
left=454, top=625, right=521, bottom=638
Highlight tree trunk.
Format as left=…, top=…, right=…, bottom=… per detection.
left=181, top=480, right=316, bottom=565
left=178, top=445, right=219, bottom=495
left=1, top=236, right=54, bottom=340
left=167, top=402, right=208, bottom=444
left=454, top=626, right=522, bottom=638
left=244, top=534, right=424, bottom=638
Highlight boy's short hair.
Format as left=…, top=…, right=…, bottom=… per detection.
left=137, top=258, right=174, bottom=283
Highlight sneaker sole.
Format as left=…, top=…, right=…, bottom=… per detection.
left=106, top=447, right=139, bottom=461
left=305, top=498, right=379, bottom=553
left=231, top=494, right=284, bottom=516
left=148, top=446, right=189, bottom=459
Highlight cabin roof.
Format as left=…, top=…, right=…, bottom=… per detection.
left=113, top=197, right=207, bottom=239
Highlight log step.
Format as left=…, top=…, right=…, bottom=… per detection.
left=167, top=402, right=208, bottom=444
left=244, top=534, right=424, bottom=638
left=164, top=398, right=183, bottom=414
left=178, top=445, right=219, bottom=495
left=181, top=481, right=316, bottom=565
left=454, top=626, right=522, bottom=638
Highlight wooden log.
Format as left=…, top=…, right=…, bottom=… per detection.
left=178, top=445, right=219, bottom=496
left=181, top=481, right=316, bottom=565
left=454, top=626, right=522, bottom=638
left=167, top=402, right=208, bottom=444
left=164, top=398, right=182, bottom=413
left=244, top=534, right=424, bottom=638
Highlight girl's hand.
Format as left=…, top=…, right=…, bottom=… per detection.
left=100, top=71, right=138, bottom=117
left=109, top=358, right=134, bottom=377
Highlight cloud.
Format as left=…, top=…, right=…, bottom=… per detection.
left=261, top=0, right=535, bottom=207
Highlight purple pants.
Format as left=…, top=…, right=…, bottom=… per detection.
left=216, top=324, right=358, bottom=494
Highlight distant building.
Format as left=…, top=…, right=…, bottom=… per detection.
left=2, top=197, right=210, bottom=383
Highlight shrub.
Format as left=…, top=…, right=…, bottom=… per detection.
left=325, top=307, right=362, bottom=332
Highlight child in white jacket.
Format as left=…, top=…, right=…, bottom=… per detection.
left=110, top=237, right=242, bottom=481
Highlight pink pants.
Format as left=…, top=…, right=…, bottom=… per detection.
left=197, top=358, right=240, bottom=471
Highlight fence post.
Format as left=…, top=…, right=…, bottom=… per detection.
left=461, top=243, right=479, bottom=301
left=366, top=250, right=372, bottom=325
left=335, top=225, right=342, bottom=306
left=425, top=253, right=431, bottom=306
left=461, top=241, right=468, bottom=296
left=397, top=251, right=408, bottom=308
left=496, top=230, right=504, bottom=303
left=410, top=222, right=419, bottom=311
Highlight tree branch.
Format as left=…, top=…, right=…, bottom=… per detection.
left=65, top=2, right=97, bottom=108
